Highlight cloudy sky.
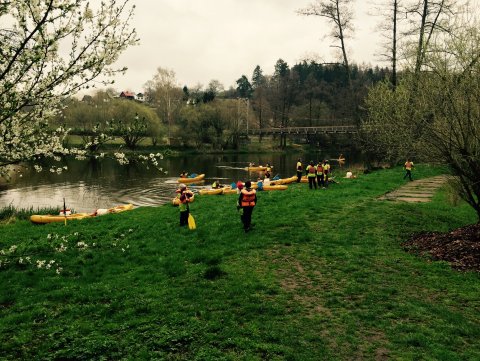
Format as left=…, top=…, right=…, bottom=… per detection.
left=109, top=0, right=383, bottom=94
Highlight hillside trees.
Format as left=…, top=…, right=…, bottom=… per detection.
left=0, top=0, right=139, bottom=176
left=109, top=99, right=161, bottom=150
left=251, top=65, right=268, bottom=141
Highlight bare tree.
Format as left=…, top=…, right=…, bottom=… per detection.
left=372, top=0, right=404, bottom=89
left=298, top=0, right=355, bottom=89
left=403, top=0, right=457, bottom=76
left=144, top=67, right=184, bottom=144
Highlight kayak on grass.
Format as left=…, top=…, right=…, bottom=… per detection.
left=30, top=204, right=134, bottom=224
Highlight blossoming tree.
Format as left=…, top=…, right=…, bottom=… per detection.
left=0, top=0, right=163, bottom=176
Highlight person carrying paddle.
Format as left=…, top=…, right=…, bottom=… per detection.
left=238, top=180, right=257, bottom=233
left=296, top=158, right=303, bottom=183
left=176, top=184, right=193, bottom=227
left=404, top=159, right=414, bottom=181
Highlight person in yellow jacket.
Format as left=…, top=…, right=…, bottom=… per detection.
left=305, top=160, right=317, bottom=189
left=322, top=160, right=331, bottom=188
left=238, top=180, right=257, bottom=232
left=296, top=158, right=303, bottom=183
left=403, top=159, right=414, bottom=181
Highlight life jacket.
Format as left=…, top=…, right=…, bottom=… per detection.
left=405, top=161, right=413, bottom=170
left=241, top=188, right=256, bottom=207
left=178, top=193, right=190, bottom=211
left=323, top=164, right=330, bottom=174
left=296, top=162, right=302, bottom=171
left=307, top=165, right=316, bottom=177
left=316, top=164, right=323, bottom=174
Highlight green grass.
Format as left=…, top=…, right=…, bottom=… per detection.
left=0, top=165, right=479, bottom=360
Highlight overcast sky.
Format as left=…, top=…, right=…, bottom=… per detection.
left=108, top=0, right=383, bottom=94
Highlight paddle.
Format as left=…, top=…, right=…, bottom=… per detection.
left=188, top=213, right=196, bottom=230
left=63, top=198, right=67, bottom=226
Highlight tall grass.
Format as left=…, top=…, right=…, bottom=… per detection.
left=0, top=205, right=61, bottom=223
left=0, top=165, right=478, bottom=360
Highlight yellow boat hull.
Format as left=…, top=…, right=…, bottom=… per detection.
left=262, top=185, right=288, bottom=191
left=178, top=174, right=205, bottom=184
left=270, top=176, right=297, bottom=185
left=30, top=204, right=134, bottom=224
left=246, top=166, right=273, bottom=172
left=222, top=188, right=237, bottom=195
left=199, top=188, right=224, bottom=195
left=30, top=213, right=92, bottom=224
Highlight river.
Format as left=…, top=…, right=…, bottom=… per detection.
left=0, top=150, right=363, bottom=212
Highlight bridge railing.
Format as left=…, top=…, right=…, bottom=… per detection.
left=246, top=125, right=358, bottom=135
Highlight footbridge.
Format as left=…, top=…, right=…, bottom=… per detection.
left=246, top=125, right=358, bottom=135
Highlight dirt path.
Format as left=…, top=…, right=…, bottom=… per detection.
left=379, top=175, right=449, bottom=203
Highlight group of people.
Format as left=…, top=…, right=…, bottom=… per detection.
left=176, top=157, right=416, bottom=233
left=175, top=180, right=256, bottom=233
left=296, top=158, right=332, bottom=190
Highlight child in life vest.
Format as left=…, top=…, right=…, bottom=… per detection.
left=176, top=184, right=193, bottom=226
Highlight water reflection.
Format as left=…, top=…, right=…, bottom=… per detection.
left=0, top=151, right=363, bottom=212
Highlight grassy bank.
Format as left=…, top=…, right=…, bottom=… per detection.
left=0, top=166, right=478, bottom=360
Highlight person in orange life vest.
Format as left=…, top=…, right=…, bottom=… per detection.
left=296, top=158, right=303, bottom=183
left=238, top=180, right=257, bottom=232
left=176, top=184, right=193, bottom=226
left=305, top=160, right=317, bottom=189
left=322, top=160, right=331, bottom=188
left=403, top=159, right=414, bottom=181
left=316, top=161, right=325, bottom=188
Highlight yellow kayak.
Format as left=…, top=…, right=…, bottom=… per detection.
left=222, top=187, right=238, bottom=195
left=108, top=204, right=134, bottom=213
left=30, top=213, right=92, bottom=224
left=246, top=166, right=272, bottom=172
left=262, top=185, right=288, bottom=191
left=270, top=176, right=297, bottom=185
left=30, top=204, right=134, bottom=224
left=199, top=188, right=223, bottom=195
left=177, top=174, right=205, bottom=184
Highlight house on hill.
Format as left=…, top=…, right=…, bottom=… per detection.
left=135, top=93, right=145, bottom=102
left=119, top=91, right=135, bottom=100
